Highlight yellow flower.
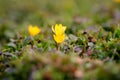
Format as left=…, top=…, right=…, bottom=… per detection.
left=28, top=25, right=41, bottom=36
left=52, top=24, right=66, bottom=44
left=115, top=0, right=120, bottom=3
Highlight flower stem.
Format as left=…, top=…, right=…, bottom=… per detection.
left=56, top=43, right=60, bottom=51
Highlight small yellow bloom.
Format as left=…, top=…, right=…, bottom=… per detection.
left=52, top=24, right=66, bottom=44
left=28, top=25, right=41, bottom=36
left=114, top=0, right=120, bottom=3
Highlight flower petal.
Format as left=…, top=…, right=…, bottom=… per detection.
left=53, top=34, right=66, bottom=44
left=52, top=26, right=55, bottom=33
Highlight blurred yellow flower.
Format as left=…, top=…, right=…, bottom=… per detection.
left=28, top=25, right=41, bottom=36
left=115, top=0, right=120, bottom=3
left=52, top=24, right=66, bottom=44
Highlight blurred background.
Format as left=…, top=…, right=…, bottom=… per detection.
left=1, top=1, right=120, bottom=80
left=0, top=0, right=119, bottom=47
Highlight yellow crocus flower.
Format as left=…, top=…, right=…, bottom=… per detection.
left=28, top=25, right=41, bottom=36
left=115, top=0, right=120, bottom=3
left=52, top=24, right=66, bottom=44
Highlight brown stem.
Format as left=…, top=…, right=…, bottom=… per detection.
left=56, top=43, right=60, bottom=51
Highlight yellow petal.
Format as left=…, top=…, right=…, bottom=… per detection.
left=55, top=24, right=60, bottom=34
left=53, top=24, right=66, bottom=35
left=52, top=26, right=55, bottom=33
left=62, top=26, right=66, bottom=33
left=53, top=34, right=66, bottom=44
